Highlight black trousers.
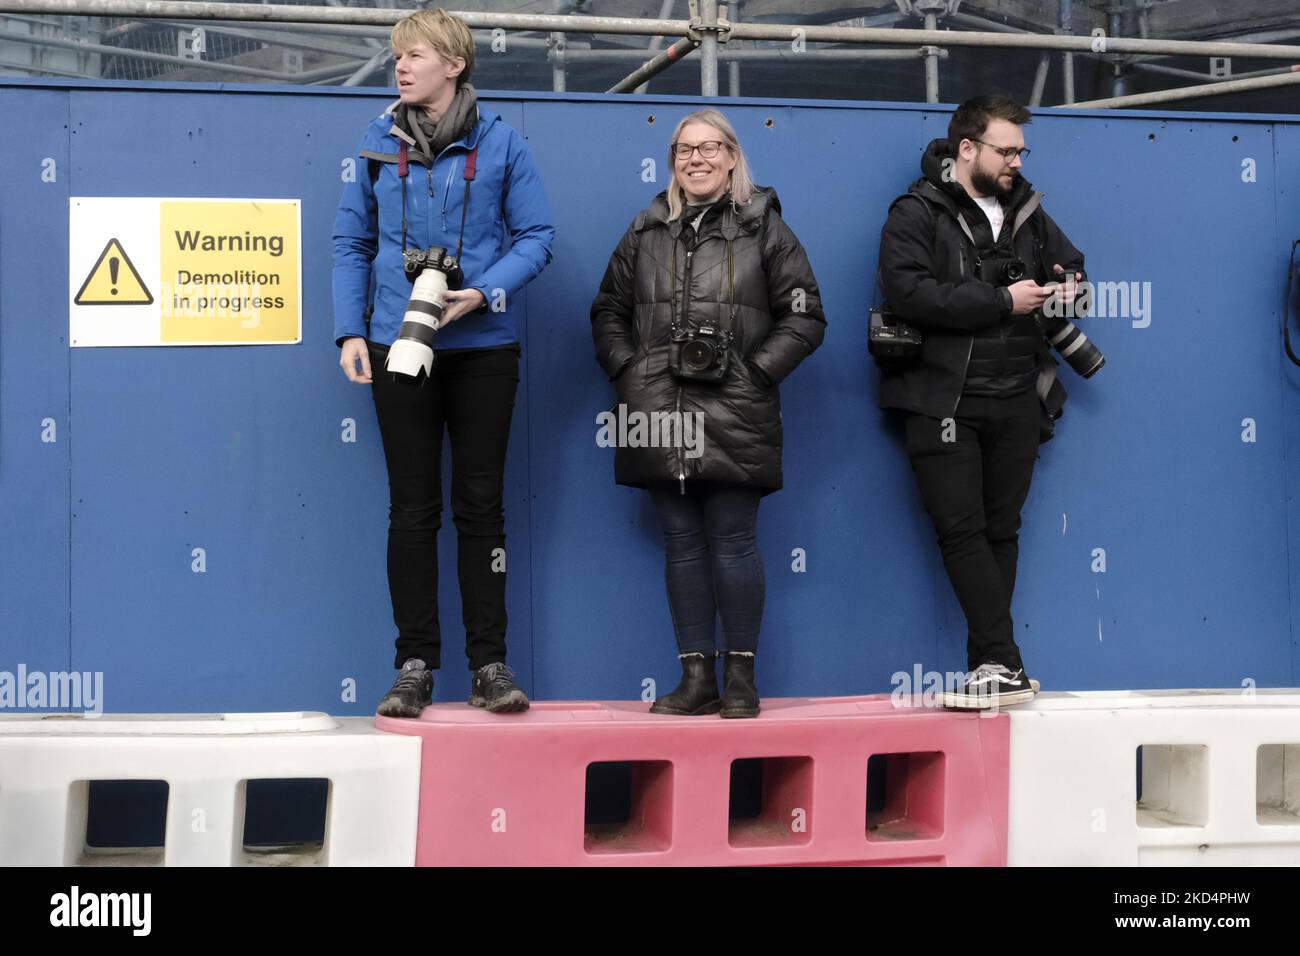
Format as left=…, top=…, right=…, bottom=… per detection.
left=904, top=389, right=1041, bottom=672
left=369, top=342, right=520, bottom=672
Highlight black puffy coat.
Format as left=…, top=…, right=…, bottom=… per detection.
left=878, top=139, right=1087, bottom=433
left=591, top=187, right=825, bottom=493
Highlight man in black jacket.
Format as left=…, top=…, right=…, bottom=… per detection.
left=878, top=95, right=1088, bottom=709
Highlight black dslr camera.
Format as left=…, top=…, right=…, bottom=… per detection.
left=868, top=305, right=924, bottom=368
left=977, top=255, right=1027, bottom=286
left=979, top=256, right=1105, bottom=379
left=402, top=245, right=463, bottom=289
left=670, top=321, right=732, bottom=383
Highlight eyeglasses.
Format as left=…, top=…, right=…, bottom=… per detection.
left=973, top=139, right=1030, bottom=162
left=671, top=140, right=727, bottom=160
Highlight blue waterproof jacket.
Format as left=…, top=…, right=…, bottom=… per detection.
left=332, top=104, right=555, bottom=349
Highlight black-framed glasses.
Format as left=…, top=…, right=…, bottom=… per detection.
left=671, top=140, right=726, bottom=160
left=973, top=139, right=1030, bottom=162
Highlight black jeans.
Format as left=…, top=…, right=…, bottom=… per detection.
left=904, top=389, right=1041, bottom=672
left=647, top=482, right=764, bottom=656
left=369, top=342, right=520, bottom=672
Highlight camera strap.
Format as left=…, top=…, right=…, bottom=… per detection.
left=668, top=213, right=737, bottom=342
left=1286, top=239, right=1300, bottom=367
left=455, top=146, right=478, bottom=265
left=396, top=139, right=480, bottom=261
left=725, top=237, right=736, bottom=336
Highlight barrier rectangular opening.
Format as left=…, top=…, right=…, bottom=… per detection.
left=865, top=752, right=945, bottom=842
left=78, top=779, right=168, bottom=866
left=1256, top=744, right=1300, bottom=825
left=727, top=756, right=813, bottom=848
left=583, top=760, right=673, bottom=854
left=1136, top=744, right=1209, bottom=828
left=238, top=778, right=329, bottom=866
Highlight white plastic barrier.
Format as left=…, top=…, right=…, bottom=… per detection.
left=1007, top=689, right=1300, bottom=865
left=0, top=712, right=420, bottom=866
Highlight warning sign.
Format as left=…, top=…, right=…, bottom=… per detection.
left=69, top=197, right=301, bottom=347
left=74, top=238, right=153, bottom=305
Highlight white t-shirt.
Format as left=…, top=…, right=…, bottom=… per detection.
left=973, top=194, right=1005, bottom=238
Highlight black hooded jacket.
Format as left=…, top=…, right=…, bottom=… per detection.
left=877, top=138, right=1087, bottom=432
left=591, top=187, right=825, bottom=493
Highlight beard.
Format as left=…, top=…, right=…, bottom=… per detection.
left=971, top=166, right=1015, bottom=197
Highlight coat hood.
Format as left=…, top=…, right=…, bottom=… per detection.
left=639, top=185, right=782, bottom=239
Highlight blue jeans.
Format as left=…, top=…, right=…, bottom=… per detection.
left=647, top=482, right=764, bottom=655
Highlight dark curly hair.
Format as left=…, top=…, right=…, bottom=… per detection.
left=948, top=95, right=1032, bottom=148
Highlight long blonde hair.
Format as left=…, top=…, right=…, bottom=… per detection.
left=665, top=109, right=755, bottom=221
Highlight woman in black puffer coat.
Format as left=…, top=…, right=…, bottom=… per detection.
left=591, top=108, right=825, bottom=718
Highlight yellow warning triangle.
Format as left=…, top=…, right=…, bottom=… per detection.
left=74, top=238, right=153, bottom=305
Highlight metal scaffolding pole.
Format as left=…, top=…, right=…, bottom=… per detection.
left=1061, top=0, right=1075, bottom=105
left=2, top=27, right=362, bottom=79
left=323, top=0, right=381, bottom=54
left=341, top=44, right=388, bottom=87
left=727, top=0, right=738, bottom=98
left=635, top=0, right=675, bottom=94
left=1029, top=52, right=1050, bottom=106
left=1108, top=3, right=1126, bottom=98
left=570, top=46, right=936, bottom=63
left=698, top=0, right=719, bottom=96
left=2, top=2, right=1300, bottom=64
left=1070, top=68, right=1300, bottom=108
left=1130, top=60, right=1298, bottom=84
left=104, top=20, right=378, bottom=58
left=0, top=1, right=694, bottom=35
left=607, top=35, right=697, bottom=94
left=549, top=31, right=565, bottom=91
left=101, top=16, right=572, bottom=49
left=922, top=11, right=938, bottom=103
left=0, top=53, right=92, bottom=77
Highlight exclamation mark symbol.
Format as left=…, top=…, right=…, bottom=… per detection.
left=109, top=257, right=120, bottom=296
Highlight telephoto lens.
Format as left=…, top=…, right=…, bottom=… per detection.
left=386, top=247, right=458, bottom=385
left=1038, top=310, right=1105, bottom=378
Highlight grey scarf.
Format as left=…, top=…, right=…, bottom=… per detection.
left=399, top=83, right=479, bottom=163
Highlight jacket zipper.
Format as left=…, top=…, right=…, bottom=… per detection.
left=676, top=389, right=686, bottom=494
left=954, top=237, right=975, bottom=417
left=952, top=337, right=974, bottom=418
left=421, top=146, right=466, bottom=250
left=441, top=157, right=457, bottom=213
left=677, top=242, right=695, bottom=494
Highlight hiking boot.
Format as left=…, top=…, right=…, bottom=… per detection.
left=376, top=658, right=433, bottom=718
left=469, top=661, right=530, bottom=713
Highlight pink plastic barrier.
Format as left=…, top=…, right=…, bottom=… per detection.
left=375, top=695, right=1009, bottom=866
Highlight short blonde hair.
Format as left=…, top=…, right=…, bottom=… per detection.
left=666, top=109, right=755, bottom=221
left=391, top=9, right=475, bottom=87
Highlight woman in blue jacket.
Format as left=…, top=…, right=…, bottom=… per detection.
left=332, top=9, right=555, bottom=716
